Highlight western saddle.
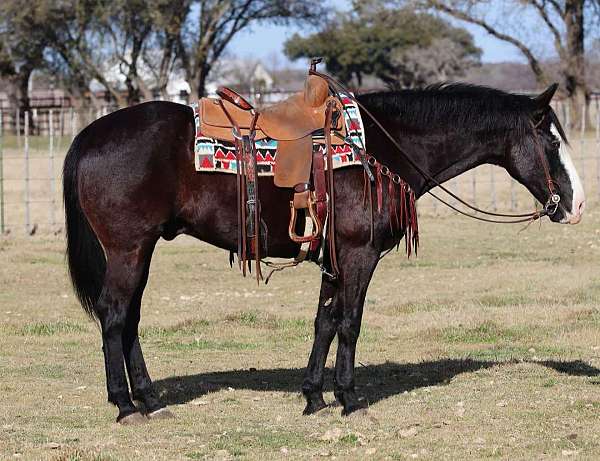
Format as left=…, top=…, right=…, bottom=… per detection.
left=199, top=59, right=356, bottom=281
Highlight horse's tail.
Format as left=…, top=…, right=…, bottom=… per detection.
left=63, top=133, right=105, bottom=320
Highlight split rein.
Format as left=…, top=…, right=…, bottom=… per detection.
left=311, top=70, right=562, bottom=225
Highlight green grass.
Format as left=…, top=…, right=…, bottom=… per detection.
left=462, top=345, right=570, bottom=361
left=339, top=433, right=361, bottom=446
left=475, top=294, right=532, bottom=308
left=11, top=321, right=87, bottom=336
left=52, top=450, right=117, bottom=461
left=159, top=338, right=258, bottom=351
left=1, top=134, right=74, bottom=151
left=439, top=321, right=529, bottom=344
left=140, top=319, right=210, bottom=338
left=209, top=430, right=320, bottom=452
left=8, top=364, right=66, bottom=379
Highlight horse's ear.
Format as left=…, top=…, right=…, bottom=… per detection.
left=534, top=83, right=559, bottom=109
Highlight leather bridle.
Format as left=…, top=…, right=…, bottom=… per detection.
left=310, top=69, right=562, bottom=225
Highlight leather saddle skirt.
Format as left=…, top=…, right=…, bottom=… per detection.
left=199, top=90, right=348, bottom=187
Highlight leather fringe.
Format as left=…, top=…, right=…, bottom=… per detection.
left=363, top=154, right=419, bottom=258
left=362, top=167, right=375, bottom=244
left=376, top=163, right=383, bottom=213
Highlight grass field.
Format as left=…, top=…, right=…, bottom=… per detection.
left=1, top=206, right=599, bottom=460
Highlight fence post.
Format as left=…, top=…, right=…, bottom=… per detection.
left=0, top=109, right=4, bottom=234
left=16, top=107, right=21, bottom=147
left=32, top=108, right=38, bottom=135
left=596, top=95, right=600, bottom=195
left=490, top=165, right=496, bottom=211
left=472, top=170, right=477, bottom=206
left=510, top=179, right=516, bottom=211
left=73, top=111, right=78, bottom=139
left=24, top=112, right=30, bottom=234
left=49, top=109, right=56, bottom=229
left=449, top=179, right=457, bottom=207
left=60, top=107, right=65, bottom=137
left=580, top=104, right=586, bottom=191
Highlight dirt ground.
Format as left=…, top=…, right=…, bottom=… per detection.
left=1, top=205, right=599, bottom=460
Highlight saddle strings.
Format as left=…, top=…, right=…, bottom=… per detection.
left=309, top=69, right=555, bottom=224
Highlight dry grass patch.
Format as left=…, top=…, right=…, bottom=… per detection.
left=2, top=212, right=600, bottom=459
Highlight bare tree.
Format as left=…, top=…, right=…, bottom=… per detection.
left=412, top=0, right=600, bottom=129
left=2, top=0, right=325, bottom=109
left=393, top=37, right=479, bottom=86
left=142, top=0, right=192, bottom=99
left=46, top=0, right=158, bottom=108
left=176, top=0, right=325, bottom=98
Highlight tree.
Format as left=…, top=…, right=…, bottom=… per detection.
left=0, top=2, right=58, bottom=113
left=284, top=2, right=481, bottom=88
left=176, top=0, right=325, bottom=98
left=142, top=0, right=191, bottom=99
left=1, top=0, right=326, bottom=108
left=412, top=0, right=600, bottom=129
left=46, top=0, right=158, bottom=107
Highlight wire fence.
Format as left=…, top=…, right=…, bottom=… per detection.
left=0, top=98, right=599, bottom=236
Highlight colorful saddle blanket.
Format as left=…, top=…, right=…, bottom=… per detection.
left=192, top=94, right=366, bottom=175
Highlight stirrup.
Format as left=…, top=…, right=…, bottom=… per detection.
left=289, top=193, right=322, bottom=243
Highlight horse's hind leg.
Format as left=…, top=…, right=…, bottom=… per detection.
left=121, top=242, right=173, bottom=419
left=96, top=246, right=154, bottom=424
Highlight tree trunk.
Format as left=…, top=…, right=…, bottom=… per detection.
left=156, top=36, right=176, bottom=99
left=17, top=67, right=32, bottom=113
left=195, top=63, right=211, bottom=99
left=7, top=66, right=34, bottom=134
left=563, top=0, right=589, bottom=131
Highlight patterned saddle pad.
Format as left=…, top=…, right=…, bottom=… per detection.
left=192, top=93, right=366, bottom=175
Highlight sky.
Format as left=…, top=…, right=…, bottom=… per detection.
left=228, top=1, right=526, bottom=66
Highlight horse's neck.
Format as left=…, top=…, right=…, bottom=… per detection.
left=369, top=127, right=508, bottom=199
left=419, top=133, right=505, bottom=197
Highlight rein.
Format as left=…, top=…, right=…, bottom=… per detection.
left=310, top=69, right=561, bottom=225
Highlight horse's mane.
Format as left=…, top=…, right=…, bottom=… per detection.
left=358, top=82, right=568, bottom=143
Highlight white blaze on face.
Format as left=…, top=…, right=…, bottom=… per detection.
left=551, top=125, right=585, bottom=224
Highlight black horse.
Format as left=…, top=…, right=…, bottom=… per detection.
left=63, top=82, right=584, bottom=424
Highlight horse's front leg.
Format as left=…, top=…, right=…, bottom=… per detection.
left=333, top=246, right=380, bottom=415
left=302, top=245, right=379, bottom=415
left=302, top=275, right=341, bottom=414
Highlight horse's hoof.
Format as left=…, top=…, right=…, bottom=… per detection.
left=303, top=400, right=328, bottom=415
left=147, top=408, right=175, bottom=420
left=118, top=412, right=148, bottom=425
left=342, top=403, right=368, bottom=417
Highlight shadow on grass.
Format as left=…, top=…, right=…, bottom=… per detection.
left=155, top=359, right=600, bottom=407
left=540, top=360, right=600, bottom=377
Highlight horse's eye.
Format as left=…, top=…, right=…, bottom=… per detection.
left=551, top=138, right=560, bottom=147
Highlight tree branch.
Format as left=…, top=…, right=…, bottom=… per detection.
left=427, top=0, right=548, bottom=83
left=546, top=0, right=564, bottom=17
left=531, top=0, right=565, bottom=58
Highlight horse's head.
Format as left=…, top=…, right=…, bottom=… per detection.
left=505, top=84, right=585, bottom=224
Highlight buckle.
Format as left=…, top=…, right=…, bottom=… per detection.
left=294, top=183, right=311, bottom=193
left=544, top=194, right=560, bottom=215
left=319, top=265, right=337, bottom=280
left=231, top=126, right=242, bottom=140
